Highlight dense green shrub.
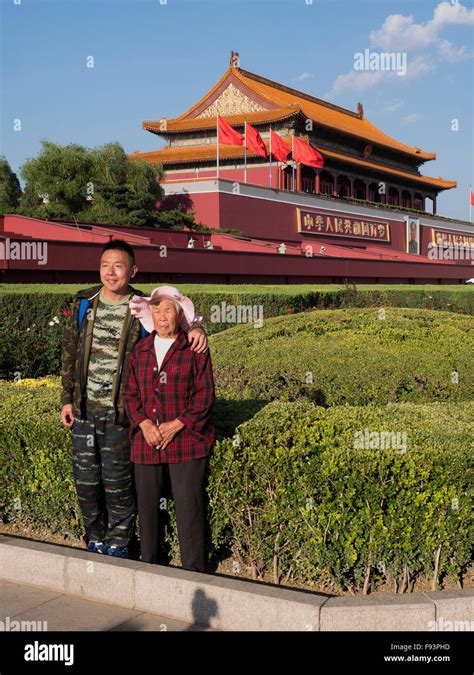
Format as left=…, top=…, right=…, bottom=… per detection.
left=1, top=379, right=472, bottom=593
left=0, top=286, right=472, bottom=379
left=0, top=295, right=70, bottom=379
left=211, top=308, right=474, bottom=405
left=209, top=399, right=473, bottom=592
left=0, top=378, right=79, bottom=534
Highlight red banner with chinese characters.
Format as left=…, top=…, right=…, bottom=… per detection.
left=432, top=229, right=474, bottom=248
left=297, top=208, right=390, bottom=242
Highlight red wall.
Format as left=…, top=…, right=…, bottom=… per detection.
left=2, top=215, right=110, bottom=242
left=1, top=238, right=470, bottom=284
left=164, top=165, right=280, bottom=188
left=186, top=190, right=450, bottom=257
left=1, top=215, right=154, bottom=245
left=189, top=191, right=407, bottom=251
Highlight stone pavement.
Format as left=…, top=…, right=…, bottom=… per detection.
left=0, top=580, right=215, bottom=632
left=1, top=536, right=472, bottom=631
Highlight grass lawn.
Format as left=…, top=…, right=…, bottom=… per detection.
left=1, top=282, right=472, bottom=295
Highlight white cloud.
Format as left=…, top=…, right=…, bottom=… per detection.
left=370, top=14, right=433, bottom=52
left=369, top=1, right=473, bottom=52
left=295, top=72, right=314, bottom=82
left=327, top=1, right=473, bottom=97
left=438, top=39, right=470, bottom=63
left=329, top=55, right=434, bottom=96
left=401, top=112, right=423, bottom=125
left=329, top=69, right=385, bottom=96
left=404, top=55, right=435, bottom=79
left=384, top=100, right=404, bottom=113
left=431, top=1, right=474, bottom=28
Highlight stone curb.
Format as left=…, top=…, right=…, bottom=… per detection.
left=0, top=536, right=472, bottom=631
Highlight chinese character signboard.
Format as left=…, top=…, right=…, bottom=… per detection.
left=431, top=229, right=474, bottom=248
left=297, top=208, right=390, bottom=242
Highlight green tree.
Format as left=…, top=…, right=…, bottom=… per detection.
left=0, top=157, right=22, bottom=214
left=154, top=206, right=197, bottom=230
left=20, top=141, right=93, bottom=214
left=16, top=140, right=165, bottom=227
left=79, top=144, right=164, bottom=228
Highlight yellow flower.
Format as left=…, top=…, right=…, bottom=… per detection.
left=14, top=376, right=60, bottom=388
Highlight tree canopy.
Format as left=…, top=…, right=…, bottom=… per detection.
left=1, top=141, right=220, bottom=230
left=0, top=157, right=22, bottom=213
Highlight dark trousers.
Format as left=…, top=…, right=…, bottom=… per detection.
left=133, top=458, right=208, bottom=572
left=72, top=405, right=135, bottom=547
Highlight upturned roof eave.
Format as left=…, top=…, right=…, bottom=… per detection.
left=129, top=143, right=455, bottom=191
left=140, top=64, right=438, bottom=164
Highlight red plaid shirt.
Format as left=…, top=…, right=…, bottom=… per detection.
left=123, top=328, right=215, bottom=464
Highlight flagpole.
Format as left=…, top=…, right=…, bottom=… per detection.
left=470, top=184, right=472, bottom=223
left=217, top=115, right=220, bottom=179
left=244, top=120, right=247, bottom=183
left=292, top=134, right=295, bottom=192
left=269, top=125, right=272, bottom=189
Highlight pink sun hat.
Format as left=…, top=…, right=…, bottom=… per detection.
left=129, top=286, right=201, bottom=333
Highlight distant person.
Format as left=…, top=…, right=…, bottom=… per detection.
left=278, top=242, right=287, bottom=254
left=60, top=240, right=207, bottom=559
left=187, top=237, right=195, bottom=249
left=124, top=286, right=215, bottom=572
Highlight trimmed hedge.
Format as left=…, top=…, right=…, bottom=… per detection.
left=209, top=399, right=473, bottom=592
left=211, top=307, right=474, bottom=405
left=0, top=379, right=472, bottom=593
left=0, top=378, right=79, bottom=534
left=0, top=285, right=472, bottom=379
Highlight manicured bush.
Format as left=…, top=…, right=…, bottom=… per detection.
left=0, top=378, right=80, bottom=535
left=1, top=378, right=472, bottom=593
left=0, top=285, right=472, bottom=379
left=211, top=308, right=474, bottom=405
left=0, top=295, right=71, bottom=379
left=208, top=399, right=473, bottom=593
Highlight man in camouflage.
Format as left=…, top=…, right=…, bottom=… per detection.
left=60, top=239, right=207, bottom=558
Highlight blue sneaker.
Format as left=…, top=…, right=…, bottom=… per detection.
left=107, top=545, right=129, bottom=559
left=87, top=541, right=109, bottom=554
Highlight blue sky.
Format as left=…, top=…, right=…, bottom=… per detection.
left=1, top=0, right=473, bottom=219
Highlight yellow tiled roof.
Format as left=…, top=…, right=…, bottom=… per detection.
left=143, top=66, right=437, bottom=161
left=130, top=138, right=455, bottom=190
left=143, top=106, right=300, bottom=133
left=233, top=68, right=436, bottom=161
left=322, top=148, right=456, bottom=189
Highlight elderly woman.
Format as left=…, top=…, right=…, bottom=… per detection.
left=123, top=286, right=215, bottom=572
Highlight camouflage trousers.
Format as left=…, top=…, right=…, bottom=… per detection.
left=72, top=404, right=135, bottom=547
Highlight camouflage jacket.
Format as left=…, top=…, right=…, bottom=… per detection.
left=60, top=284, right=203, bottom=427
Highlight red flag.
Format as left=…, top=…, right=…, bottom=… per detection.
left=293, top=136, right=324, bottom=168
left=470, top=189, right=474, bottom=206
left=270, top=130, right=291, bottom=162
left=245, top=122, right=267, bottom=158
left=217, top=115, right=244, bottom=146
